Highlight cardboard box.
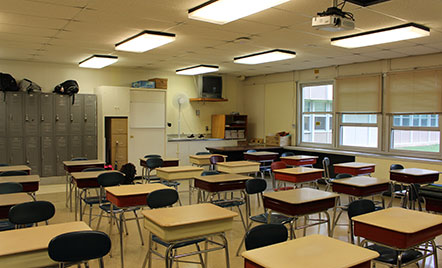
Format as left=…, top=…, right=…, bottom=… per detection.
left=148, top=78, right=168, bottom=89
left=132, top=80, right=155, bottom=88
left=266, top=135, right=291, bottom=146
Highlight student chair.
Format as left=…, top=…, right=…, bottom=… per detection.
left=0, top=182, right=23, bottom=194
left=0, top=170, right=28, bottom=177
left=80, top=167, right=106, bottom=226
left=0, top=164, right=8, bottom=167
left=9, top=201, right=55, bottom=228
left=387, top=164, right=415, bottom=208
left=281, top=152, right=295, bottom=157
left=246, top=149, right=257, bottom=153
left=144, top=154, right=161, bottom=158
left=209, top=155, right=225, bottom=170
left=245, top=224, right=288, bottom=251
left=270, top=161, right=293, bottom=190
left=144, top=157, right=163, bottom=183
left=71, top=157, right=88, bottom=161
left=48, top=230, right=111, bottom=268
left=142, top=189, right=206, bottom=268
left=195, top=151, right=211, bottom=155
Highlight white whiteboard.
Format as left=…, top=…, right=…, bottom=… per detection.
left=130, top=102, right=165, bottom=128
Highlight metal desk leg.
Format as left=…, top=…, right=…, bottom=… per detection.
left=65, top=171, right=69, bottom=207
left=220, top=233, right=230, bottom=268
left=74, top=186, right=78, bottom=221
left=120, top=211, right=125, bottom=268
left=189, top=179, right=192, bottom=205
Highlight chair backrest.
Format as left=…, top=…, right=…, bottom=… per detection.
left=335, top=173, right=352, bottom=179
left=322, top=157, right=331, bottom=179
left=201, top=171, right=220, bottom=176
left=281, top=152, right=295, bottom=157
left=146, top=157, right=164, bottom=169
left=146, top=189, right=179, bottom=209
left=97, top=172, right=125, bottom=187
left=347, top=199, right=376, bottom=220
left=9, top=201, right=55, bottom=225
left=245, top=224, right=288, bottom=251
left=144, top=154, right=161, bottom=158
left=210, top=155, right=225, bottom=165
left=270, top=161, right=286, bottom=171
left=195, top=152, right=211, bottom=155
left=0, top=163, right=8, bottom=167
left=48, top=231, right=111, bottom=264
left=71, top=157, right=88, bottom=161
left=245, top=178, right=267, bottom=195
left=0, top=170, right=28, bottom=177
left=246, top=150, right=257, bottom=153
left=0, top=182, right=23, bottom=194
left=390, top=164, right=404, bottom=170
left=82, top=167, right=106, bottom=172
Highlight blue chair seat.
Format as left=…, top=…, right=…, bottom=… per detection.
left=0, top=220, right=15, bottom=231
left=366, top=245, right=423, bottom=264
left=250, top=213, right=294, bottom=225
left=83, top=196, right=108, bottom=205
left=99, top=204, right=124, bottom=213
left=152, top=234, right=206, bottom=249
left=212, top=199, right=245, bottom=208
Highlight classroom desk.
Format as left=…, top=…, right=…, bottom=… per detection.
left=273, top=167, right=324, bottom=185
left=0, top=221, right=91, bottom=267
left=142, top=203, right=237, bottom=268
left=105, top=183, right=172, bottom=268
left=390, top=168, right=439, bottom=184
left=139, top=157, right=179, bottom=168
left=189, top=154, right=227, bottom=166
left=206, top=145, right=283, bottom=161
left=332, top=176, right=390, bottom=197
left=0, top=175, right=40, bottom=193
left=263, top=188, right=338, bottom=237
left=0, top=192, right=33, bottom=219
left=216, top=161, right=260, bottom=174
left=242, top=234, right=379, bottom=268
left=194, top=173, right=251, bottom=202
left=334, top=162, right=375, bottom=176
left=0, top=165, right=31, bottom=175
left=353, top=207, right=442, bottom=268
left=243, top=151, right=278, bottom=162
left=280, top=155, right=318, bottom=167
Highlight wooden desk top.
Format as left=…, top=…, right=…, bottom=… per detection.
left=390, top=168, right=439, bottom=176
left=281, top=155, right=318, bottom=160
left=194, top=173, right=252, bottom=183
left=334, top=162, right=375, bottom=168
left=156, top=166, right=204, bottom=173
left=332, top=176, right=389, bottom=187
left=189, top=154, right=227, bottom=160
left=264, top=188, right=338, bottom=204
left=0, top=175, right=40, bottom=183
left=0, top=165, right=31, bottom=172
left=216, top=161, right=261, bottom=167
left=106, top=184, right=172, bottom=197
left=142, top=203, right=237, bottom=227
left=273, top=167, right=324, bottom=175
left=0, top=221, right=91, bottom=257
left=243, top=151, right=279, bottom=156
left=242, top=234, right=379, bottom=268
left=70, top=170, right=119, bottom=180
left=62, top=160, right=105, bottom=166
left=0, top=193, right=33, bottom=206
left=353, top=207, right=442, bottom=234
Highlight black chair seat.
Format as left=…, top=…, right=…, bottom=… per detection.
left=99, top=204, right=123, bottom=213
left=250, top=213, right=294, bottom=225
left=366, top=244, right=423, bottom=264
left=212, top=199, right=244, bottom=208
left=152, top=234, right=206, bottom=249
left=0, top=220, right=15, bottom=231
left=83, top=196, right=108, bottom=205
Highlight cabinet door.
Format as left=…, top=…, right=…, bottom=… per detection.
left=6, top=92, right=24, bottom=137
left=70, top=94, right=83, bottom=136
left=40, top=93, right=54, bottom=136
left=0, top=92, right=6, bottom=137
left=83, top=135, right=97, bottom=160
left=25, top=136, right=41, bottom=175
left=55, top=135, right=69, bottom=175
left=0, top=137, right=7, bottom=164
left=84, top=94, right=97, bottom=136
left=8, top=137, right=25, bottom=165
left=54, top=94, right=70, bottom=135
left=41, top=136, right=56, bottom=177
left=24, top=93, right=40, bottom=136
left=70, top=135, right=83, bottom=159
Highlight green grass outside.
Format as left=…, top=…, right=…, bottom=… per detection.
left=396, top=144, right=440, bottom=153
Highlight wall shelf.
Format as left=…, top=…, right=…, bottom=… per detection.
left=189, top=98, right=228, bottom=102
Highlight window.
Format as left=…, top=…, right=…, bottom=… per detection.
left=391, top=114, right=440, bottom=153
left=300, top=83, right=333, bottom=145
left=339, top=114, right=379, bottom=148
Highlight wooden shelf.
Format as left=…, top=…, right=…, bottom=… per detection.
left=189, top=98, right=228, bottom=102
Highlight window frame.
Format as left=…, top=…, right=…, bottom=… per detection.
left=337, top=113, right=382, bottom=152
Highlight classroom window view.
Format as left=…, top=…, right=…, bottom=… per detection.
left=340, top=114, right=378, bottom=148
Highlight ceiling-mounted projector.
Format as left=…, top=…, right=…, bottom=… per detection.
left=312, top=5, right=355, bottom=32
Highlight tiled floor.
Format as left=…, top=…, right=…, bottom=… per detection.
left=37, top=179, right=441, bottom=268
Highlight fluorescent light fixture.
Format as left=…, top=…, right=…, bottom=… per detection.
left=79, top=55, right=118, bottom=69
left=188, top=0, right=290, bottom=25
left=176, top=65, right=219, bottom=75
left=115, top=30, right=176, bottom=53
left=234, top=49, right=296, bottom=65
left=331, top=23, right=430, bottom=48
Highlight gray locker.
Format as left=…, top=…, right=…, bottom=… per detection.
left=83, top=135, right=97, bottom=159
left=83, top=94, right=97, bottom=136
left=8, top=137, right=25, bottom=165
left=40, top=93, right=54, bottom=136
left=24, top=93, right=40, bottom=136
left=0, top=93, right=6, bottom=137
left=0, top=137, right=7, bottom=164
left=25, top=136, right=41, bottom=175
left=54, top=94, right=70, bottom=135
left=70, top=95, right=83, bottom=136
left=41, top=136, right=56, bottom=177
left=55, top=135, right=69, bottom=176
left=6, top=92, right=24, bottom=137
left=70, top=135, right=83, bottom=159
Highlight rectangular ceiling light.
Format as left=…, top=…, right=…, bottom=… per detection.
left=234, top=49, right=296, bottom=64
left=188, top=0, right=290, bottom=25
left=79, top=55, right=118, bottom=69
left=331, top=23, right=430, bottom=48
left=115, top=30, right=176, bottom=53
left=176, top=65, right=219, bottom=75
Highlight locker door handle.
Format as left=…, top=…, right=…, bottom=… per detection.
left=70, top=114, right=74, bottom=122
left=84, top=115, right=88, bottom=121
left=55, top=115, right=59, bottom=121
left=41, top=115, right=45, bottom=121
left=26, top=159, right=30, bottom=164
left=25, top=114, right=29, bottom=122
